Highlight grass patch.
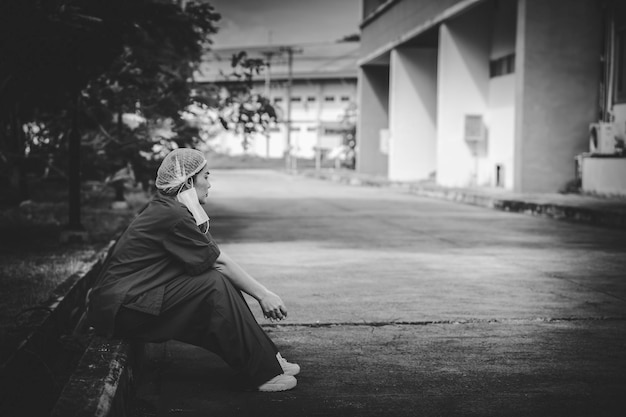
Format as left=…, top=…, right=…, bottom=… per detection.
left=0, top=251, right=90, bottom=318
left=0, top=249, right=97, bottom=359
left=0, top=180, right=149, bottom=364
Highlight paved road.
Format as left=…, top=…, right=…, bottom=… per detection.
left=134, top=169, right=626, bottom=417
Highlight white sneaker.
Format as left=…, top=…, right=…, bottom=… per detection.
left=258, top=374, right=297, bottom=392
left=277, top=352, right=300, bottom=376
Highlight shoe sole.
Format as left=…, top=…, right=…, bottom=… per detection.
left=258, top=377, right=297, bottom=392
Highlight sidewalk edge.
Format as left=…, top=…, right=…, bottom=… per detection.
left=300, top=169, right=626, bottom=229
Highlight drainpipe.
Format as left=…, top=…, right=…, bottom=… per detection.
left=605, top=7, right=615, bottom=122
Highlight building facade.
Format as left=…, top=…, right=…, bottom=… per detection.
left=357, top=0, right=626, bottom=195
left=244, top=75, right=356, bottom=161
left=196, top=43, right=358, bottom=162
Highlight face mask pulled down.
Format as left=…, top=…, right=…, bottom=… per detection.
left=177, top=185, right=210, bottom=231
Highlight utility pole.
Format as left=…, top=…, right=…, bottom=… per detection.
left=315, top=83, right=323, bottom=171
left=261, top=50, right=274, bottom=157
left=280, top=46, right=302, bottom=171
left=262, top=51, right=274, bottom=97
left=285, top=47, right=293, bottom=171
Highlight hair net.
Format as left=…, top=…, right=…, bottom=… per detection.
left=155, top=148, right=207, bottom=193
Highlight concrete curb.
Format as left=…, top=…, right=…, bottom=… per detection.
left=299, top=169, right=626, bottom=229
left=406, top=185, right=626, bottom=229
left=50, top=337, right=139, bottom=417
left=48, top=238, right=142, bottom=417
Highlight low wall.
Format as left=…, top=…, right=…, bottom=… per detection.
left=50, top=337, right=141, bottom=417
left=582, top=156, right=626, bottom=197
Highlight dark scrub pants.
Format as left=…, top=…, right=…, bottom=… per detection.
left=114, top=269, right=283, bottom=387
left=87, top=194, right=283, bottom=388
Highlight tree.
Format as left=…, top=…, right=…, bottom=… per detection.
left=202, top=51, right=278, bottom=153
left=77, top=0, right=221, bottom=191
left=0, top=0, right=125, bottom=201
left=0, top=0, right=221, bottom=208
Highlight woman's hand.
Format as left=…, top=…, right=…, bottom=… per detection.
left=213, top=252, right=289, bottom=321
left=259, top=291, right=288, bottom=321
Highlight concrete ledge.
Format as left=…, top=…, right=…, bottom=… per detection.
left=407, top=184, right=626, bottom=229
left=300, top=169, right=626, bottom=229
left=50, top=336, right=140, bottom=417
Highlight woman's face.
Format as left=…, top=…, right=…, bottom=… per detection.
left=193, top=165, right=211, bottom=204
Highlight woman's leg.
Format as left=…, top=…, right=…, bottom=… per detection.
left=114, top=270, right=283, bottom=387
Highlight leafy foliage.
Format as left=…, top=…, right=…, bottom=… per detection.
left=0, top=0, right=221, bottom=199
left=209, top=52, right=279, bottom=151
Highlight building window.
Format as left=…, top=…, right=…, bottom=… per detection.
left=490, top=54, right=515, bottom=78
left=273, top=97, right=283, bottom=103
left=615, top=27, right=626, bottom=103
left=306, top=126, right=318, bottom=132
left=291, top=96, right=301, bottom=102
left=324, top=96, right=335, bottom=102
left=340, top=96, right=350, bottom=102
left=307, top=96, right=316, bottom=102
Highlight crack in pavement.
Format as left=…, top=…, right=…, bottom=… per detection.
left=544, top=272, right=626, bottom=303
left=262, top=316, right=626, bottom=328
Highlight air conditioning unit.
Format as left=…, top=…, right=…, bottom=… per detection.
left=589, top=122, right=616, bottom=154
left=464, top=114, right=485, bottom=143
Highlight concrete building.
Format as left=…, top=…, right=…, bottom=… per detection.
left=195, top=42, right=359, bottom=162
left=357, top=0, right=626, bottom=195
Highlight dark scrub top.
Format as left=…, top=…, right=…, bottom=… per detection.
left=87, top=193, right=221, bottom=337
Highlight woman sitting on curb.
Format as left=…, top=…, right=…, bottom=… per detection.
left=86, top=148, right=299, bottom=392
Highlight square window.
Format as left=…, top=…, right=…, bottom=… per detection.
left=489, top=54, right=515, bottom=78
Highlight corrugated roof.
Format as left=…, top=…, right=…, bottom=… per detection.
left=194, top=42, right=360, bottom=83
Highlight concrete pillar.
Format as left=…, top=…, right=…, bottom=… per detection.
left=388, top=48, right=438, bottom=181
left=357, top=65, right=389, bottom=176
left=437, top=5, right=492, bottom=188
left=486, top=0, right=518, bottom=190
left=514, top=0, right=602, bottom=193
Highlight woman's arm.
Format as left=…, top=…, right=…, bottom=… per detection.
left=213, top=251, right=287, bottom=320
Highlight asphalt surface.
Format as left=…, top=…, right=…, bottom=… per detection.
left=133, top=169, right=626, bottom=417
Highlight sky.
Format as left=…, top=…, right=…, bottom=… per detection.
left=207, top=0, right=362, bottom=49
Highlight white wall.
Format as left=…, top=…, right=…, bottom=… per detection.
left=212, top=128, right=286, bottom=158
left=582, top=157, right=626, bottom=196
left=251, top=128, right=288, bottom=158
left=483, top=0, right=517, bottom=189
left=388, top=48, right=438, bottom=181
left=357, top=65, right=390, bottom=176
left=437, top=5, right=492, bottom=187
left=486, top=74, right=516, bottom=188
left=213, top=78, right=356, bottom=159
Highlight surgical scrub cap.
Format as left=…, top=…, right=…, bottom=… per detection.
left=155, top=148, right=207, bottom=193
